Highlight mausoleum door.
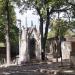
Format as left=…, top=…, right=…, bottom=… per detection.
left=29, top=38, right=36, bottom=59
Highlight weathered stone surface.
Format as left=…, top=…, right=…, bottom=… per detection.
left=57, top=69, right=75, bottom=75
left=18, top=27, right=41, bottom=64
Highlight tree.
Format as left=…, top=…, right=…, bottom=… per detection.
left=15, top=0, right=69, bottom=60
left=48, top=17, right=75, bottom=64
left=50, top=19, right=69, bottom=37
left=0, top=0, right=18, bottom=65
left=5, top=0, right=13, bottom=65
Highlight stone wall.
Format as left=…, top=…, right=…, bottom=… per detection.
left=61, top=41, right=71, bottom=60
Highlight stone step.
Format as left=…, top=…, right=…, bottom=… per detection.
left=57, top=69, right=75, bottom=75
left=30, top=59, right=39, bottom=63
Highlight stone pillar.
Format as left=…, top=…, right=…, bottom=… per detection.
left=18, top=28, right=29, bottom=64
left=70, top=42, right=75, bottom=66
left=35, top=35, right=41, bottom=60
left=61, top=41, right=71, bottom=64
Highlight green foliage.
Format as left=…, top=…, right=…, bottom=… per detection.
left=0, top=0, right=5, bottom=14
left=47, top=30, right=56, bottom=38
left=0, top=0, right=19, bottom=44
left=10, top=25, right=19, bottom=45
left=70, top=21, right=75, bottom=29
left=48, top=19, right=75, bottom=38
left=65, top=29, right=75, bottom=36
left=71, top=6, right=75, bottom=18
left=53, top=20, right=69, bottom=35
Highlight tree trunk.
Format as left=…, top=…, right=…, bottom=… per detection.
left=36, top=7, right=52, bottom=61
left=59, top=37, right=63, bottom=66
left=36, top=7, right=44, bottom=61
left=39, top=16, right=44, bottom=60
left=42, top=8, right=50, bottom=61
left=5, top=0, right=11, bottom=65
left=5, top=25, right=11, bottom=65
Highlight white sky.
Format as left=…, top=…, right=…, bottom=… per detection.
left=15, top=6, right=71, bottom=31
left=15, top=7, right=40, bottom=29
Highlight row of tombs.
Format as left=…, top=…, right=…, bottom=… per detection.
left=46, top=37, right=75, bottom=65
left=18, top=27, right=75, bottom=65
left=0, top=27, right=75, bottom=65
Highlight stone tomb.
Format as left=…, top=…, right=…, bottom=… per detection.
left=18, top=27, right=41, bottom=64
left=66, top=37, right=75, bottom=66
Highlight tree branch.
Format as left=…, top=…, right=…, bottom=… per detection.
left=53, top=8, right=70, bottom=12
left=36, top=7, right=41, bottom=16
left=49, top=7, right=70, bottom=15
left=66, top=0, right=75, bottom=7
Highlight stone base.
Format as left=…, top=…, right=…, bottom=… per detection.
left=57, top=69, right=75, bottom=75
left=71, top=56, right=75, bottom=66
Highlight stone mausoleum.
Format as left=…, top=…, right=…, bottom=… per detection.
left=18, top=27, right=41, bottom=64
left=46, top=36, right=75, bottom=65
left=17, top=24, right=75, bottom=65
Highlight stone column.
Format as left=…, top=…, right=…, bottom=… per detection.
left=18, top=28, right=29, bottom=64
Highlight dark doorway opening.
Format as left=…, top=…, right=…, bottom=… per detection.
left=29, top=38, right=36, bottom=59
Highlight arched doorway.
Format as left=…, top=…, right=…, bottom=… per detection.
left=29, top=38, right=36, bottom=59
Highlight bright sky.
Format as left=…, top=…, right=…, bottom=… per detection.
left=15, top=6, right=70, bottom=31
left=15, top=7, right=40, bottom=29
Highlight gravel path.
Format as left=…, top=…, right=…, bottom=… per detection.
left=0, top=60, right=72, bottom=75
left=0, top=62, right=60, bottom=75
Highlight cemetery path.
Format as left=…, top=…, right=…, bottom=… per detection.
left=0, top=61, right=74, bottom=75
